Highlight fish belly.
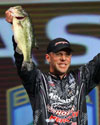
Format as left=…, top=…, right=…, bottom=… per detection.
left=13, top=17, right=33, bottom=62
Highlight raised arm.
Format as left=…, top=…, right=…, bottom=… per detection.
left=79, top=53, right=100, bottom=95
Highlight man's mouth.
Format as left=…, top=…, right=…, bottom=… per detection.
left=59, top=63, right=67, bottom=68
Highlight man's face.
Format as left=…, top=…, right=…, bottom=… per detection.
left=46, top=50, right=72, bottom=75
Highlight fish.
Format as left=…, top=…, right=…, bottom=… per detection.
left=6, top=6, right=37, bottom=71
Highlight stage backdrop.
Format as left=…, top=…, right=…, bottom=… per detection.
left=0, top=1, right=100, bottom=125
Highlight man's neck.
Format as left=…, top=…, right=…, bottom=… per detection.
left=49, top=72, right=67, bottom=79
left=59, top=74, right=67, bottom=79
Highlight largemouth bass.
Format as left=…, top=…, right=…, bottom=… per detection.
left=6, top=6, right=37, bottom=71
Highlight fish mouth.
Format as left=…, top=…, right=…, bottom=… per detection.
left=16, top=16, right=26, bottom=20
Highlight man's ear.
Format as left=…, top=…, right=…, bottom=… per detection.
left=45, top=54, right=50, bottom=63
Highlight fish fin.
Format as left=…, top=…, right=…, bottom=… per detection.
left=16, top=46, right=23, bottom=54
left=21, top=61, right=34, bottom=71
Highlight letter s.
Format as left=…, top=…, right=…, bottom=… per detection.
left=46, top=14, right=100, bottom=65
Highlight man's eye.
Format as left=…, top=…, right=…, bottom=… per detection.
left=56, top=53, right=61, bottom=56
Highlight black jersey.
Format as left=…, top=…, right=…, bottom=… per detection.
left=13, top=37, right=100, bottom=125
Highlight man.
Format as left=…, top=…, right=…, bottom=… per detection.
left=6, top=11, right=100, bottom=125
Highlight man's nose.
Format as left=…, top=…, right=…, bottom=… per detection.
left=61, top=55, right=66, bottom=61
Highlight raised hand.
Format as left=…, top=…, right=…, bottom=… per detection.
left=5, top=10, right=13, bottom=23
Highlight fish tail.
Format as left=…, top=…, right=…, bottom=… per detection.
left=21, top=59, right=34, bottom=71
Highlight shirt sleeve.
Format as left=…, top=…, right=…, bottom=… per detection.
left=12, top=36, right=40, bottom=97
left=79, top=53, right=100, bottom=95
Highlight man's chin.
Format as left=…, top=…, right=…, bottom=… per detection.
left=54, top=67, right=68, bottom=75
left=58, top=68, right=68, bottom=74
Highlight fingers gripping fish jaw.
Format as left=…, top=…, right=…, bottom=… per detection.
left=8, top=6, right=28, bottom=18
